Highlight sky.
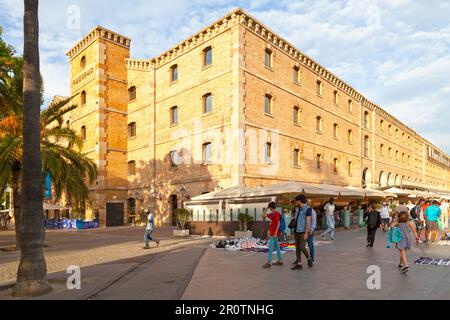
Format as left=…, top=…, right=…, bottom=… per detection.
left=0, top=0, right=449, bottom=153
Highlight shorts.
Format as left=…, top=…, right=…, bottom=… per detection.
left=381, top=218, right=390, bottom=225
left=426, top=221, right=439, bottom=231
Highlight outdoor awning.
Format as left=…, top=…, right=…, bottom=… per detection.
left=384, top=187, right=411, bottom=196
left=43, top=203, right=70, bottom=211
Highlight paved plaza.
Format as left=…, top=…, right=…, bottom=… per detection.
left=0, top=227, right=449, bottom=300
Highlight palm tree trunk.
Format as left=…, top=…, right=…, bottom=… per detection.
left=11, top=165, right=21, bottom=246
left=13, top=0, right=51, bottom=297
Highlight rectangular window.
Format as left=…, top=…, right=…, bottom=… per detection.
left=170, top=64, right=178, bottom=82
left=333, top=123, right=338, bottom=138
left=170, top=106, right=178, bottom=125
left=264, top=48, right=272, bottom=68
left=333, top=91, right=338, bottom=105
left=333, top=158, right=338, bottom=173
left=203, top=46, right=212, bottom=66
left=348, top=100, right=353, bottom=113
left=348, top=130, right=353, bottom=144
left=316, top=81, right=322, bottom=96
left=202, top=142, right=212, bottom=164
left=265, top=142, right=272, bottom=163
left=293, top=149, right=300, bottom=167
left=364, top=112, right=369, bottom=129
left=203, top=93, right=212, bottom=113
left=316, top=154, right=321, bottom=170
left=348, top=161, right=352, bottom=176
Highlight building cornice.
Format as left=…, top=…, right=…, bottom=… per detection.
left=125, top=58, right=153, bottom=71
left=66, top=26, right=131, bottom=60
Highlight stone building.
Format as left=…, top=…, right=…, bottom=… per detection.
left=63, top=8, right=450, bottom=226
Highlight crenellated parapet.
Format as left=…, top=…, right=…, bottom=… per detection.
left=238, top=9, right=363, bottom=103
left=150, top=8, right=242, bottom=68
left=66, top=26, right=131, bottom=60
left=125, top=59, right=153, bottom=71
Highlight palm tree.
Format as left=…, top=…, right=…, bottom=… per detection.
left=9, top=0, right=50, bottom=297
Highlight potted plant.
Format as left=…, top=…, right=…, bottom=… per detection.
left=173, top=208, right=191, bottom=237
left=235, top=212, right=253, bottom=238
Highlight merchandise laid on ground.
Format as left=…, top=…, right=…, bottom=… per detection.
left=44, top=218, right=99, bottom=230
left=414, top=257, right=450, bottom=266
left=209, top=237, right=331, bottom=254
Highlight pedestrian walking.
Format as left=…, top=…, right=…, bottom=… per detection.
left=439, top=199, right=449, bottom=230
left=306, top=199, right=317, bottom=263
left=391, top=211, right=419, bottom=274
left=262, top=202, right=283, bottom=269
left=143, top=209, right=160, bottom=249
left=424, top=200, right=442, bottom=243
left=380, top=202, right=391, bottom=232
left=321, top=197, right=336, bottom=241
left=364, top=203, right=381, bottom=247
left=291, top=195, right=314, bottom=270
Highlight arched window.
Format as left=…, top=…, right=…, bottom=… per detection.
left=203, top=46, right=212, bottom=66
left=293, top=66, right=300, bottom=83
left=348, top=100, right=353, bottom=113
left=264, top=94, right=272, bottom=114
left=363, top=111, right=369, bottom=129
left=203, top=93, right=212, bottom=114
left=264, top=48, right=273, bottom=67
left=293, top=148, right=300, bottom=167
left=380, top=144, right=384, bottom=156
left=316, top=80, right=323, bottom=96
left=316, top=116, right=322, bottom=132
left=128, top=122, right=136, bottom=138
left=128, top=86, right=137, bottom=102
left=80, top=91, right=86, bottom=105
left=170, top=64, right=178, bottom=82
left=80, top=56, right=86, bottom=69
left=333, top=90, right=339, bottom=105
left=128, top=161, right=136, bottom=176
left=347, top=129, right=353, bottom=144
left=364, top=135, right=369, bottom=157
left=81, top=126, right=86, bottom=141
left=333, top=158, right=338, bottom=173
left=333, top=123, right=338, bottom=138
left=380, top=119, right=384, bottom=131
left=293, top=106, right=300, bottom=124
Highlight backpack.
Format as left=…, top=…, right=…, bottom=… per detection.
left=366, top=211, right=379, bottom=227
left=279, top=212, right=286, bottom=233
left=390, top=226, right=403, bottom=243
left=410, top=206, right=419, bottom=220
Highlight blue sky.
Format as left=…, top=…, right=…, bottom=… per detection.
left=1, top=0, right=449, bottom=153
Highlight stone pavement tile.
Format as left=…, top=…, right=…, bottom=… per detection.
left=183, top=229, right=450, bottom=300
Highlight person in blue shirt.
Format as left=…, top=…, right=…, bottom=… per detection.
left=424, top=200, right=442, bottom=243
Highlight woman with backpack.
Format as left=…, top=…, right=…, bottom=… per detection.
left=391, top=211, right=420, bottom=274
left=261, top=202, right=283, bottom=269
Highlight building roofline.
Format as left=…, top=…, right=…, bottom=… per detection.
left=66, top=26, right=131, bottom=60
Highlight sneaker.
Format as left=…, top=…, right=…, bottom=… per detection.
left=291, top=264, right=303, bottom=270
left=401, top=266, right=409, bottom=274
left=321, top=235, right=326, bottom=240
left=143, top=246, right=150, bottom=250
left=398, top=264, right=404, bottom=268
left=307, top=259, right=314, bottom=268
left=331, top=237, right=335, bottom=241
left=292, top=260, right=299, bottom=266
left=273, top=261, right=284, bottom=266
left=262, top=263, right=272, bottom=269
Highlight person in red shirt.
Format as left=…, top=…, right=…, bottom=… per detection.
left=422, top=200, right=431, bottom=221
left=262, top=202, right=283, bottom=269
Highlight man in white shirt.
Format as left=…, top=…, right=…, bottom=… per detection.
left=321, top=198, right=336, bottom=241
left=379, top=202, right=391, bottom=232
left=143, top=209, right=160, bottom=249
left=439, top=200, right=449, bottom=230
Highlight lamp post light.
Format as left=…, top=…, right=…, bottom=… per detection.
left=179, top=186, right=187, bottom=209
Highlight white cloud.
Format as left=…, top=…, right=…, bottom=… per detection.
left=1, top=0, right=449, bottom=153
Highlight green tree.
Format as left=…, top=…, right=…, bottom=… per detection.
left=0, top=1, right=97, bottom=297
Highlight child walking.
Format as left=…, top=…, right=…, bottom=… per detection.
left=391, top=211, right=419, bottom=274
left=262, top=202, right=283, bottom=269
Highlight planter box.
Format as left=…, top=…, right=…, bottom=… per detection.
left=173, top=229, right=190, bottom=237
left=234, top=231, right=253, bottom=238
